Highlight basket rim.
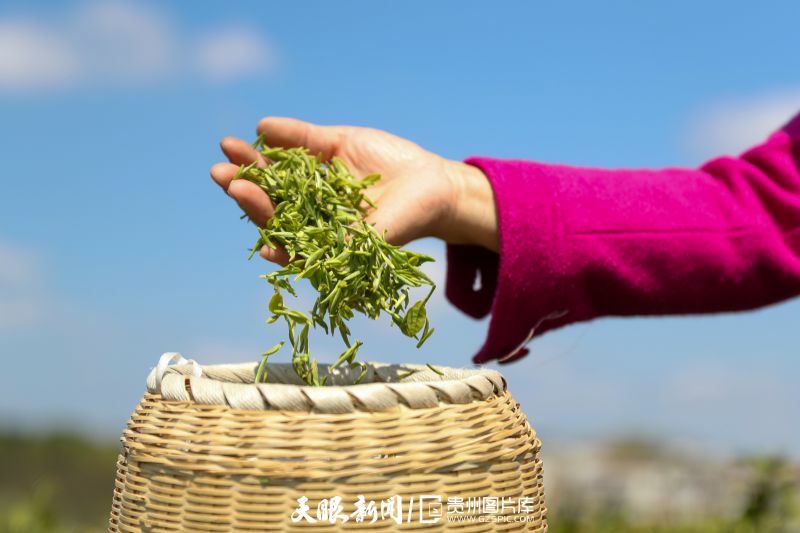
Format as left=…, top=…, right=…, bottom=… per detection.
left=146, top=356, right=507, bottom=413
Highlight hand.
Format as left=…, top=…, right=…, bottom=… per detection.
left=210, top=117, right=498, bottom=265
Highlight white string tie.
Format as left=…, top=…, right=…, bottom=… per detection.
left=154, top=352, right=202, bottom=388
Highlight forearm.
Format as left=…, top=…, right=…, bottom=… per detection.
left=446, top=113, right=800, bottom=363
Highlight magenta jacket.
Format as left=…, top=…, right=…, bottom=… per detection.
left=446, top=113, right=800, bottom=364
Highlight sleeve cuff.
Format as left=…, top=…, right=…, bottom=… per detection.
left=444, top=243, right=498, bottom=319
left=445, top=157, right=572, bottom=364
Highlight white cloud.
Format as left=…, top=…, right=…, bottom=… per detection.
left=0, top=242, right=45, bottom=330
left=0, top=2, right=274, bottom=92
left=195, top=28, right=273, bottom=82
left=71, top=3, right=176, bottom=84
left=686, top=89, right=800, bottom=159
left=0, top=21, right=80, bottom=90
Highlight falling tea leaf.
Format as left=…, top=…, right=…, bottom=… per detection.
left=234, top=141, right=437, bottom=386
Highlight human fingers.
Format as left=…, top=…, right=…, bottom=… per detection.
left=220, top=137, right=267, bottom=166
left=210, top=162, right=240, bottom=191
left=227, top=179, right=274, bottom=227
left=259, top=245, right=290, bottom=266
left=257, top=117, right=341, bottom=160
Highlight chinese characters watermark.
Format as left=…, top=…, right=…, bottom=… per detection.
left=290, top=494, right=541, bottom=524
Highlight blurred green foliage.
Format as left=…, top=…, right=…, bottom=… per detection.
left=0, top=432, right=117, bottom=532
left=0, top=431, right=797, bottom=532
left=550, top=454, right=800, bottom=533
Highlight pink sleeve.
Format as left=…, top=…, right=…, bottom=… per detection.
left=446, top=113, right=800, bottom=364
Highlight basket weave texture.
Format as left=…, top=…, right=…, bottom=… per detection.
left=109, top=359, right=547, bottom=531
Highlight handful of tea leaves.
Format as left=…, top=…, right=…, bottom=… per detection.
left=235, top=138, right=436, bottom=386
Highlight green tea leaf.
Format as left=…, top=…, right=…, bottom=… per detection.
left=234, top=143, right=438, bottom=386
left=262, top=341, right=284, bottom=357
left=401, top=300, right=427, bottom=337
left=426, top=363, right=444, bottom=376
left=350, top=361, right=368, bottom=384
left=397, top=369, right=418, bottom=380
left=331, top=340, right=362, bottom=370
left=416, top=325, right=435, bottom=349
left=268, top=292, right=284, bottom=314
left=255, top=341, right=284, bottom=383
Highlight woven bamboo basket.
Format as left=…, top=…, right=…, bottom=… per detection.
left=109, top=354, right=547, bottom=531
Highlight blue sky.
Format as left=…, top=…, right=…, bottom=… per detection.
left=1, top=0, right=799, bottom=456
